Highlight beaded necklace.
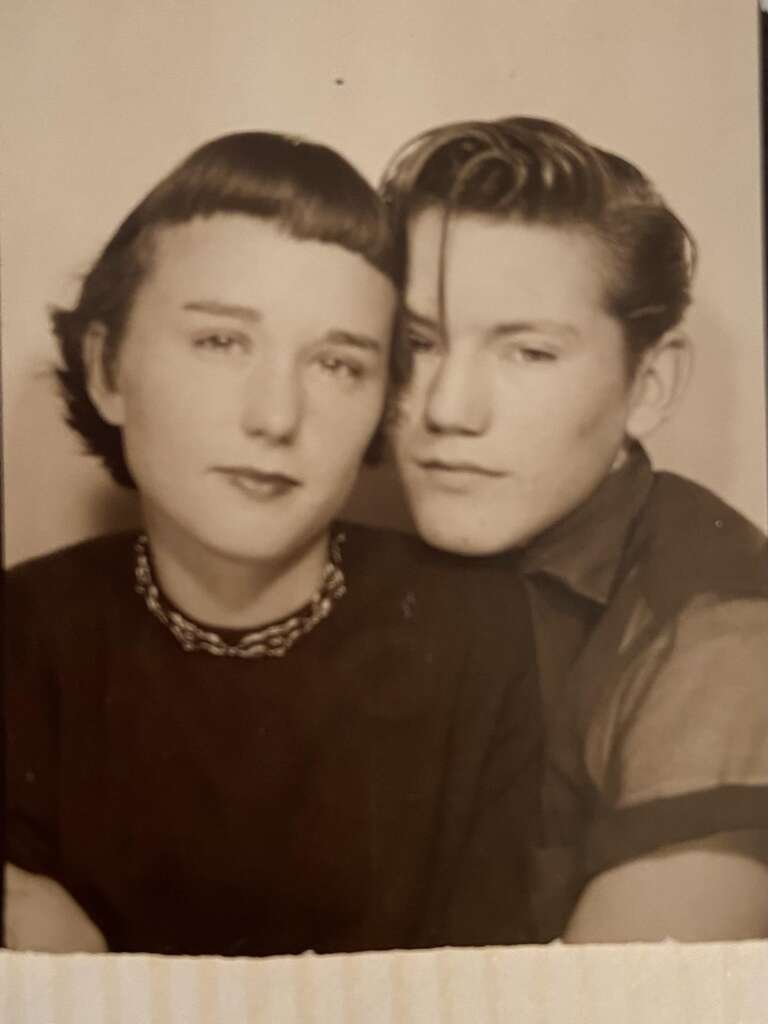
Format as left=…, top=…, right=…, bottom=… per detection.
left=133, top=532, right=346, bottom=658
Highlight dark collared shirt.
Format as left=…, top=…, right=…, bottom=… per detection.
left=520, top=444, right=768, bottom=940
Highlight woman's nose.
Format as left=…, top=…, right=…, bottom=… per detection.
left=424, top=351, right=491, bottom=436
left=239, top=360, right=303, bottom=444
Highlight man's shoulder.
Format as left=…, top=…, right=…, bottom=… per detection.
left=622, top=470, right=768, bottom=613
left=573, top=472, right=767, bottom=734
left=649, top=470, right=766, bottom=554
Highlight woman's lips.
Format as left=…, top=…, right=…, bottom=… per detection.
left=211, top=466, right=301, bottom=499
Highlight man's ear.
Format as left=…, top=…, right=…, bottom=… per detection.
left=626, top=332, right=692, bottom=440
left=83, top=323, right=125, bottom=426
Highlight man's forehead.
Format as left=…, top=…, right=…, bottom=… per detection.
left=404, top=209, right=445, bottom=312
left=405, top=208, right=610, bottom=321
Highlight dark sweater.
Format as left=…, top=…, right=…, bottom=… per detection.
left=5, top=523, right=540, bottom=955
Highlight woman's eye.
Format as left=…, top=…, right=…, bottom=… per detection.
left=316, top=355, right=365, bottom=380
left=520, top=347, right=557, bottom=363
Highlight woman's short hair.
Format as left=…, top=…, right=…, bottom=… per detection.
left=380, top=116, right=696, bottom=366
left=55, top=132, right=401, bottom=487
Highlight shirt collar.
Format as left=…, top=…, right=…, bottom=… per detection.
left=520, top=442, right=654, bottom=605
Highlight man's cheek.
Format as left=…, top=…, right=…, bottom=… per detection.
left=393, top=389, right=422, bottom=433
left=573, top=397, right=626, bottom=446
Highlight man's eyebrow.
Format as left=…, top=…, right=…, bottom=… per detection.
left=403, top=308, right=577, bottom=340
left=325, top=330, right=383, bottom=353
left=402, top=306, right=439, bottom=329
left=490, top=320, right=578, bottom=340
left=182, top=301, right=262, bottom=323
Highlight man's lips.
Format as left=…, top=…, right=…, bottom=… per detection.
left=416, top=458, right=505, bottom=478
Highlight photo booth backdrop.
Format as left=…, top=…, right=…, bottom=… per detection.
left=2, top=0, right=765, bottom=566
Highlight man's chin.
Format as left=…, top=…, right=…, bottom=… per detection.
left=412, top=512, right=519, bottom=558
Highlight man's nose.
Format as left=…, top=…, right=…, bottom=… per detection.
left=239, top=358, right=303, bottom=444
left=424, top=350, right=491, bottom=435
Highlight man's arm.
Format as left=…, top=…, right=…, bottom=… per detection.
left=569, top=593, right=768, bottom=943
left=564, top=830, right=768, bottom=942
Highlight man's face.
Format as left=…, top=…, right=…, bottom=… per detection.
left=97, top=214, right=395, bottom=565
left=395, top=209, right=637, bottom=555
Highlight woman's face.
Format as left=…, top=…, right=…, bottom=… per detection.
left=89, top=214, right=396, bottom=566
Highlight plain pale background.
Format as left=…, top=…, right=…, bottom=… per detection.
left=1, top=0, right=766, bottom=567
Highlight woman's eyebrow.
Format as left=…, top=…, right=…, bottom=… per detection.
left=324, top=330, right=383, bottom=353
left=182, top=300, right=262, bottom=323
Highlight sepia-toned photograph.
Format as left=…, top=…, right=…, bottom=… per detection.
left=2, top=0, right=767, bottom=1013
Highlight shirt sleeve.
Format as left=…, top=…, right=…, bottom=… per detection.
left=584, top=595, right=768, bottom=877
left=4, top=568, right=62, bottom=879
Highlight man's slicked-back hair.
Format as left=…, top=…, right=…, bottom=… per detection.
left=381, top=116, right=696, bottom=363
left=55, top=132, right=400, bottom=487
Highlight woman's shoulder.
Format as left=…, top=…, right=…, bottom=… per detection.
left=340, top=520, right=458, bottom=586
left=336, top=525, right=536, bottom=723
left=339, top=520, right=531, bottom=639
left=340, top=520, right=429, bottom=563
left=5, top=531, right=139, bottom=605
left=342, top=518, right=523, bottom=582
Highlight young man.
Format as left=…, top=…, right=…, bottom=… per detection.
left=382, top=117, right=768, bottom=942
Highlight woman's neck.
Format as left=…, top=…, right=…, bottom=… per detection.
left=141, top=512, right=331, bottom=630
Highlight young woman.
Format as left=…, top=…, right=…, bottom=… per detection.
left=4, top=132, right=540, bottom=956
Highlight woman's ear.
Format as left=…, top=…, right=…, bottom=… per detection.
left=626, top=332, right=693, bottom=440
left=83, top=323, right=125, bottom=426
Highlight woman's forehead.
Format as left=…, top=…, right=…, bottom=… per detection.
left=131, top=215, right=397, bottom=333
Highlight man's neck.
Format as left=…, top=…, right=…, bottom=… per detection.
left=520, top=441, right=654, bottom=605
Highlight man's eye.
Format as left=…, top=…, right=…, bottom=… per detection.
left=192, top=333, right=249, bottom=354
left=405, top=331, right=438, bottom=354
left=500, top=342, right=558, bottom=364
